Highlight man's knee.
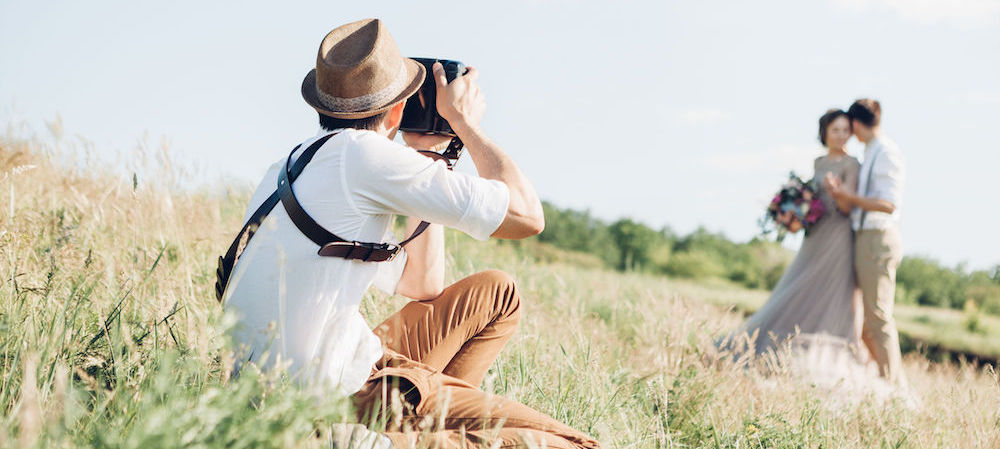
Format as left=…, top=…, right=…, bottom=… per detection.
left=471, top=270, right=520, bottom=320
left=474, top=269, right=514, bottom=287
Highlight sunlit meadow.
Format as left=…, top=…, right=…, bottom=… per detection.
left=1, top=124, right=998, bottom=448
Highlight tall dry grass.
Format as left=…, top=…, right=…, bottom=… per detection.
left=1, top=125, right=349, bottom=448
left=1, top=124, right=998, bottom=448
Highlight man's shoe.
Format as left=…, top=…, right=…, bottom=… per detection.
left=329, top=423, right=392, bottom=449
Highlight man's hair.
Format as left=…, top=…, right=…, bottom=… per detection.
left=847, top=98, right=881, bottom=128
left=319, top=111, right=389, bottom=132
left=818, top=108, right=849, bottom=146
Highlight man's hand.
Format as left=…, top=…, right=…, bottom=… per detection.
left=434, top=62, right=485, bottom=132
left=824, top=172, right=895, bottom=214
left=426, top=63, right=545, bottom=239
left=402, top=132, right=452, bottom=152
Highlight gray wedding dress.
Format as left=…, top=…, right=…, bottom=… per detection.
left=734, top=155, right=865, bottom=358
left=721, top=155, right=908, bottom=404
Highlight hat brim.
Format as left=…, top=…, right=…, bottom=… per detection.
left=302, top=58, right=426, bottom=119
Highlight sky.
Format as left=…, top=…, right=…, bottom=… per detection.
left=1, top=0, right=998, bottom=270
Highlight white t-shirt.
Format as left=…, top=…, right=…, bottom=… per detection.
left=223, top=128, right=510, bottom=395
left=852, top=136, right=905, bottom=231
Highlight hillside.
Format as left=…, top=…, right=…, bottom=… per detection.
left=1, top=131, right=998, bottom=448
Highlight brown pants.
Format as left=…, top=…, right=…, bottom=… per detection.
left=855, top=228, right=906, bottom=386
left=353, top=270, right=600, bottom=449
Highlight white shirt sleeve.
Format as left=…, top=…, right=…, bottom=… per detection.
left=870, top=147, right=904, bottom=207
left=345, top=134, right=510, bottom=241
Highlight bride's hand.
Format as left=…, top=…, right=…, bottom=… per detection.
left=823, top=172, right=838, bottom=187
left=824, top=173, right=842, bottom=195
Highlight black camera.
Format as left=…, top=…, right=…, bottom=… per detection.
left=400, top=58, right=467, bottom=136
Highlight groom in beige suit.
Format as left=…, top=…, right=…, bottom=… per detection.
left=826, top=98, right=907, bottom=386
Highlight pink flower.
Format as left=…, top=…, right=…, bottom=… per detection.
left=805, top=199, right=825, bottom=223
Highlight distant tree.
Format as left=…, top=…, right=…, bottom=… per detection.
left=671, top=227, right=760, bottom=285
left=536, top=201, right=619, bottom=267
left=533, top=202, right=992, bottom=312
left=966, top=270, right=1000, bottom=314
left=608, top=218, right=662, bottom=271
left=658, top=225, right=677, bottom=242
left=896, top=256, right=967, bottom=308
left=660, top=251, right=725, bottom=279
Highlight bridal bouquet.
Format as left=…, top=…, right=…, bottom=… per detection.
left=761, top=173, right=825, bottom=241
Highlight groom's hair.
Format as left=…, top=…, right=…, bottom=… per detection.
left=847, top=99, right=881, bottom=127
left=818, top=109, right=849, bottom=145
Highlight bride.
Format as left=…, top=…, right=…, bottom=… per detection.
left=725, top=109, right=869, bottom=376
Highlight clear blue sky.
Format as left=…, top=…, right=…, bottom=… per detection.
left=2, top=0, right=998, bottom=270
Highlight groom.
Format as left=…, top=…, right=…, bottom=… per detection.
left=826, top=98, right=907, bottom=386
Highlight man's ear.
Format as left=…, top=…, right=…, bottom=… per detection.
left=387, top=101, right=406, bottom=129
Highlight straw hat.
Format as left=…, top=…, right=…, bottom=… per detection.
left=301, top=19, right=425, bottom=119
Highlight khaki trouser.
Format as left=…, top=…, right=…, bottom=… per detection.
left=353, top=270, right=600, bottom=449
left=855, top=228, right=906, bottom=386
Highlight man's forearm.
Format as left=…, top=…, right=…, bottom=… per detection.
left=455, top=123, right=529, bottom=187
left=833, top=196, right=853, bottom=214
left=395, top=219, right=445, bottom=300
left=847, top=192, right=896, bottom=214
left=453, top=122, right=544, bottom=236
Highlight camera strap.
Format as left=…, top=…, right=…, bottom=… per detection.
left=215, top=132, right=459, bottom=303
left=215, top=133, right=338, bottom=302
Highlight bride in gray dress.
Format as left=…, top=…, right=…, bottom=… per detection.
left=729, top=109, right=868, bottom=371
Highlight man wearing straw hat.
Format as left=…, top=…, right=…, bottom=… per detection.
left=222, top=18, right=600, bottom=448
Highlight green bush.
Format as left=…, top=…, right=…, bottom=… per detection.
left=608, top=218, right=667, bottom=271
left=896, top=257, right=964, bottom=308
left=966, top=271, right=1000, bottom=315
left=536, top=201, right=620, bottom=268
left=896, top=256, right=1000, bottom=313
left=534, top=205, right=998, bottom=313
left=535, top=205, right=795, bottom=289
left=647, top=242, right=673, bottom=272
left=660, top=251, right=726, bottom=279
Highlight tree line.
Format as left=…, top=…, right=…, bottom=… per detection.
left=529, top=201, right=1000, bottom=314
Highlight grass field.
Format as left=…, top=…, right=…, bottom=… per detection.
left=660, top=274, right=1000, bottom=364
left=2, top=129, right=998, bottom=448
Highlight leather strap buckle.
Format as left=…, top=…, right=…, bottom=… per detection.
left=317, top=241, right=401, bottom=262
left=375, top=243, right=401, bottom=262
